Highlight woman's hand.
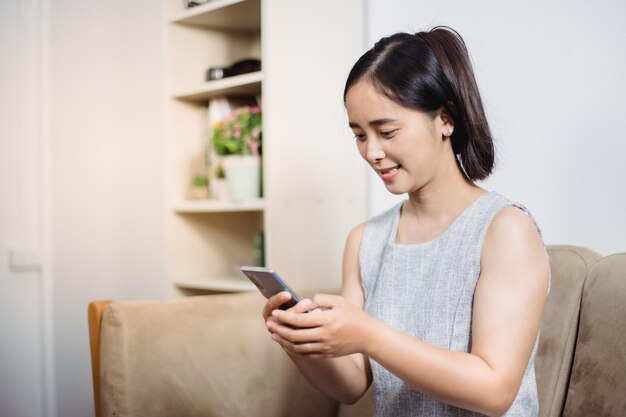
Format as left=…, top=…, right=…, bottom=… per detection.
left=265, top=294, right=373, bottom=359
left=262, top=291, right=296, bottom=321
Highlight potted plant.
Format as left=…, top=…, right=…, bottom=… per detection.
left=212, top=105, right=262, bottom=202
left=189, top=174, right=209, bottom=200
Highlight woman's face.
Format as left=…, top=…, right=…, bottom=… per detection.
left=345, top=79, right=454, bottom=195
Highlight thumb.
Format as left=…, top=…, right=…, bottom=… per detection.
left=312, top=294, right=340, bottom=309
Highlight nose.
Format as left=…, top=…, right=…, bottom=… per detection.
left=365, top=138, right=385, bottom=164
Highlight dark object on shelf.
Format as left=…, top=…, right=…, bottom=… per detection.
left=206, top=59, right=262, bottom=81
left=185, top=0, right=210, bottom=8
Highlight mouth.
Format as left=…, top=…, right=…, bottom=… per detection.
left=377, top=165, right=401, bottom=181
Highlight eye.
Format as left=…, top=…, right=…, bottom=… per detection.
left=353, top=133, right=366, bottom=142
left=380, top=129, right=398, bottom=139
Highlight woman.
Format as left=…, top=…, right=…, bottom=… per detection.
left=263, top=27, right=549, bottom=417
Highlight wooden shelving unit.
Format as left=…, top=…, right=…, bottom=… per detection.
left=173, top=199, right=265, bottom=214
left=164, top=0, right=366, bottom=295
left=170, top=0, right=261, bottom=30
left=173, top=71, right=262, bottom=102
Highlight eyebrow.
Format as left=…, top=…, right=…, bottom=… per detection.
left=349, top=118, right=398, bottom=129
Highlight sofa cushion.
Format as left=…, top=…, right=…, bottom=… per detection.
left=535, top=245, right=600, bottom=417
left=99, top=293, right=338, bottom=417
left=562, top=253, right=626, bottom=417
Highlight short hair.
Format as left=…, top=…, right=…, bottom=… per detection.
left=344, top=27, right=495, bottom=181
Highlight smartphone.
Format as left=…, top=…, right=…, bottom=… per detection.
left=240, top=266, right=301, bottom=310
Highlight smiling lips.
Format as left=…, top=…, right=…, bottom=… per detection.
left=377, top=165, right=401, bottom=181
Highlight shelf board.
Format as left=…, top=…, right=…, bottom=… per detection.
left=170, top=0, right=261, bottom=31
left=174, top=276, right=256, bottom=292
left=173, top=198, right=265, bottom=213
left=172, top=71, right=262, bottom=102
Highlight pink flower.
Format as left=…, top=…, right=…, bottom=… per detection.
left=248, top=141, right=259, bottom=155
left=252, top=129, right=260, bottom=139
left=234, top=129, right=241, bottom=138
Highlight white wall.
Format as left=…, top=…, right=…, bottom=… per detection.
left=0, top=1, right=46, bottom=415
left=365, top=0, right=626, bottom=255
left=49, top=0, right=165, bottom=416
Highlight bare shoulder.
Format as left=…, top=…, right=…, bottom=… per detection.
left=346, top=221, right=368, bottom=250
left=481, top=206, right=549, bottom=289
left=486, top=206, right=541, bottom=244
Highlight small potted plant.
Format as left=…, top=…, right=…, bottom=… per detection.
left=212, top=105, right=262, bottom=202
left=189, top=174, right=209, bottom=200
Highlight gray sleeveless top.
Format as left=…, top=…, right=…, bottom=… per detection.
left=360, top=192, right=541, bottom=417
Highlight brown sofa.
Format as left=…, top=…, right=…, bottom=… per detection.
left=88, top=245, right=626, bottom=417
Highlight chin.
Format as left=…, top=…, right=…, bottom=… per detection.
left=383, top=183, right=410, bottom=196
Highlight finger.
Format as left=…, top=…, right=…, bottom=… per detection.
left=266, top=315, right=305, bottom=335
left=265, top=316, right=280, bottom=333
left=272, top=308, right=327, bottom=328
left=269, top=291, right=293, bottom=308
left=271, top=333, right=328, bottom=355
left=263, top=291, right=292, bottom=319
left=270, top=321, right=323, bottom=344
left=312, top=293, right=340, bottom=310
left=286, top=298, right=316, bottom=314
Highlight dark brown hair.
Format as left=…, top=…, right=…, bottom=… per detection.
left=344, top=27, right=495, bottom=181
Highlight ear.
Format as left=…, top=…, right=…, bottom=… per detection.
left=437, top=107, right=455, bottom=137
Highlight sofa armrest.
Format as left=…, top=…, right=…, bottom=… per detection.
left=88, top=300, right=113, bottom=417
left=562, top=253, right=626, bottom=416
left=536, top=245, right=600, bottom=417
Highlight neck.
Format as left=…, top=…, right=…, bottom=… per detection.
left=405, top=158, right=485, bottom=223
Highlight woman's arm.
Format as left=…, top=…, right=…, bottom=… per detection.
left=270, top=207, right=549, bottom=416
left=264, top=223, right=372, bottom=404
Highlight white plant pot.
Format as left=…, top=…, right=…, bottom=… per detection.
left=222, top=155, right=261, bottom=202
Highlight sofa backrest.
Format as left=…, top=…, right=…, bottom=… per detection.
left=535, top=245, right=601, bottom=417
left=341, top=245, right=605, bottom=417
left=98, top=293, right=338, bottom=417
left=562, top=253, right=626, bottom=417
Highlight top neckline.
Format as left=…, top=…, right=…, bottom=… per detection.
left=389, top=191, right=495, bottom=247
